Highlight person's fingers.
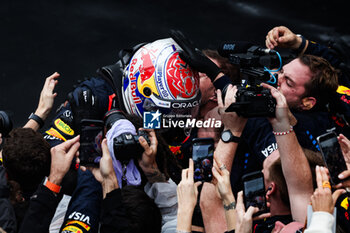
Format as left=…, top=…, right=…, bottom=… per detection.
left=246, top=206, right=259, bottom=218
left=217, top=89, right=223, bottom=108
left=316, top=165, right=323, bottom=189
left=80, top=165, right=87, bottom=172
left=66, top=141, right=80, bottom=162
left=148, top=129, right=158, bottom=149
left=224, top=84, right=233, bottom=107
left=55, top=135, right=80, bottom=152
left=253, top=212, right=272, bottom=221
left=338, top=134, right=350, bottom=145
left=188, top=158, right=194, bottom=180
left=334, top=183, right=343, bottom=189
left=101, top=139, right=111, bottom=158
left=261, top=83, right=286, bottom=107
left=213, top=156, right=223, bottom=175
left=194, top=181, right=202, bottom=189
left=338, top=169, right=350, bottom=180
left=320, top=166, right=330, bottom=183
left=75, top=156, right=80, bottom=165
left=332, top=189, right=346, bottom=205
left=236, top=191, right=245, bottom=211
left=272, top=28, right=280, bottom=44
left=139, top=136, right=152, bottom=156
left=265, top=33, right=274, bottom=49
left=212, top=166, right=221, bottom=181
left=181, top=168, right=188, bottom=181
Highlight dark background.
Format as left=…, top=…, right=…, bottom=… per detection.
left=1, top=0, right=349, bottom=129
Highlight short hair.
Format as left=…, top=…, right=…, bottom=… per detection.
left=121, top=185, right=162, bottom=233
left=268, top=147, right=325, bottom=207
left=268, top=158, right=290, bottom=208
left=299, top=54, right=339, bottom=110
left=203, top=49, right=241, bottom=84
left=2, top=128, right=51, bottom=194
left=302, top=148, right=325, bottom=189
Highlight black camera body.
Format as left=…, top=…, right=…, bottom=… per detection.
left=113, top=130, right=150, bottom=162
left=220, top=44, right=285, bottom=118
left=225, top=85, right=276, bottom=117
left=105, top=109, right=151, bottom=162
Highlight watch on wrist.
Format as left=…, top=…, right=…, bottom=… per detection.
left=28, top=112, right=45, bottom=128
left=221, top=130, right=241, bottom=143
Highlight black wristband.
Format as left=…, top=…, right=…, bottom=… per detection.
left=295, top=34, right=307, bottom=54
left=28, top=113, right=44, bottom=128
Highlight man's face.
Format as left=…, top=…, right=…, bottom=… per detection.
left=277, top=58, right=312, bottom=110
left=199, top=57, right=219, bottom=105
left=199, top=73, right=216, bottom=105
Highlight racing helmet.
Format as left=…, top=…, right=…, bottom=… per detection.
left=121, top=38, right=201, bottom=119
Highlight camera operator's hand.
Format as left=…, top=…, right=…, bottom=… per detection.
left=81, top=139, right=119, bottom=198
left=138, top=129, right=166, bottom=183
left=217, top=85, right=247, bottom=133
left=177, top=159, right=202, bottom=232
left=265, top=26, right=302, bottom=50
left=235, top=191, right=259, bottom=233
left=170, top=30, right=223, bottom=81
left=261, top=83, right=296, bottom=132
left=48, top=135, right=80, bottom=186
left=68, top=87, right=102, bottom=132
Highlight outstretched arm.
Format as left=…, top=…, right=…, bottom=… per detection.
left=18, top=136, right=80, bottom=233
left=263, top=83, right=313, bottom=223
left=200, top=85, right=248, bottom=233
left=24, top=72, right=59, bottom=130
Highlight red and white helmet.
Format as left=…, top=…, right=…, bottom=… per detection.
left=121, top=38, right=201, bottom=118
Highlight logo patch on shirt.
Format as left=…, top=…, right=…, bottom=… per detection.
left=54, top=118, right=74, bottom=135
left=45, top=128, right=66, bottom=141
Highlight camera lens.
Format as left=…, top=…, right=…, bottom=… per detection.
left=0, top=110, right=13, bottom=137
left=104, top=109, right=126, bottom=131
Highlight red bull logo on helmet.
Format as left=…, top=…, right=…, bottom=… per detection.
left=139, top=50, right=156, bottom=83
left=122, top=38, right=200, bottom=118
left=165, top=52, right=199, bottom=99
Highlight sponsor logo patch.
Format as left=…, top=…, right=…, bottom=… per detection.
left=66, top=220, right=90, bottom=231
left=62, top=226, right=83, bottom=233
left=45, top=128, right=66, bottom=141
left=54, top=118, right=74, bottom=135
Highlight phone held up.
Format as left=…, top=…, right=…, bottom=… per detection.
left=192, top=137, right=214, bottom=182
left=242, top=171, right=268, bottom=216
left=316, top=130, right=348, bottom=185
left=79, top=119, right=104, bottom=166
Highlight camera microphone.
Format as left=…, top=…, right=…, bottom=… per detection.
left=218, top=41, right=275, bottom=57
left=218, top=41, right=253, bottom=57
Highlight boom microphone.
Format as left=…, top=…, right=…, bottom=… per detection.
left=218, top=41, right=253, bottom=57
left=218, top=41, right=275, bottom=57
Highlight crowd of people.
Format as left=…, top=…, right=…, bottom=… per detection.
left=1, top=25, right=350, bottom=233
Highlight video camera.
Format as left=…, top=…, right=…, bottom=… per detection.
left=219, top=42, right=284, bottom=117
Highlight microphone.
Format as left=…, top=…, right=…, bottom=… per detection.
left=218, top=41, right=253, bottom=57
left=218, top=41, right=275, bottom=57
